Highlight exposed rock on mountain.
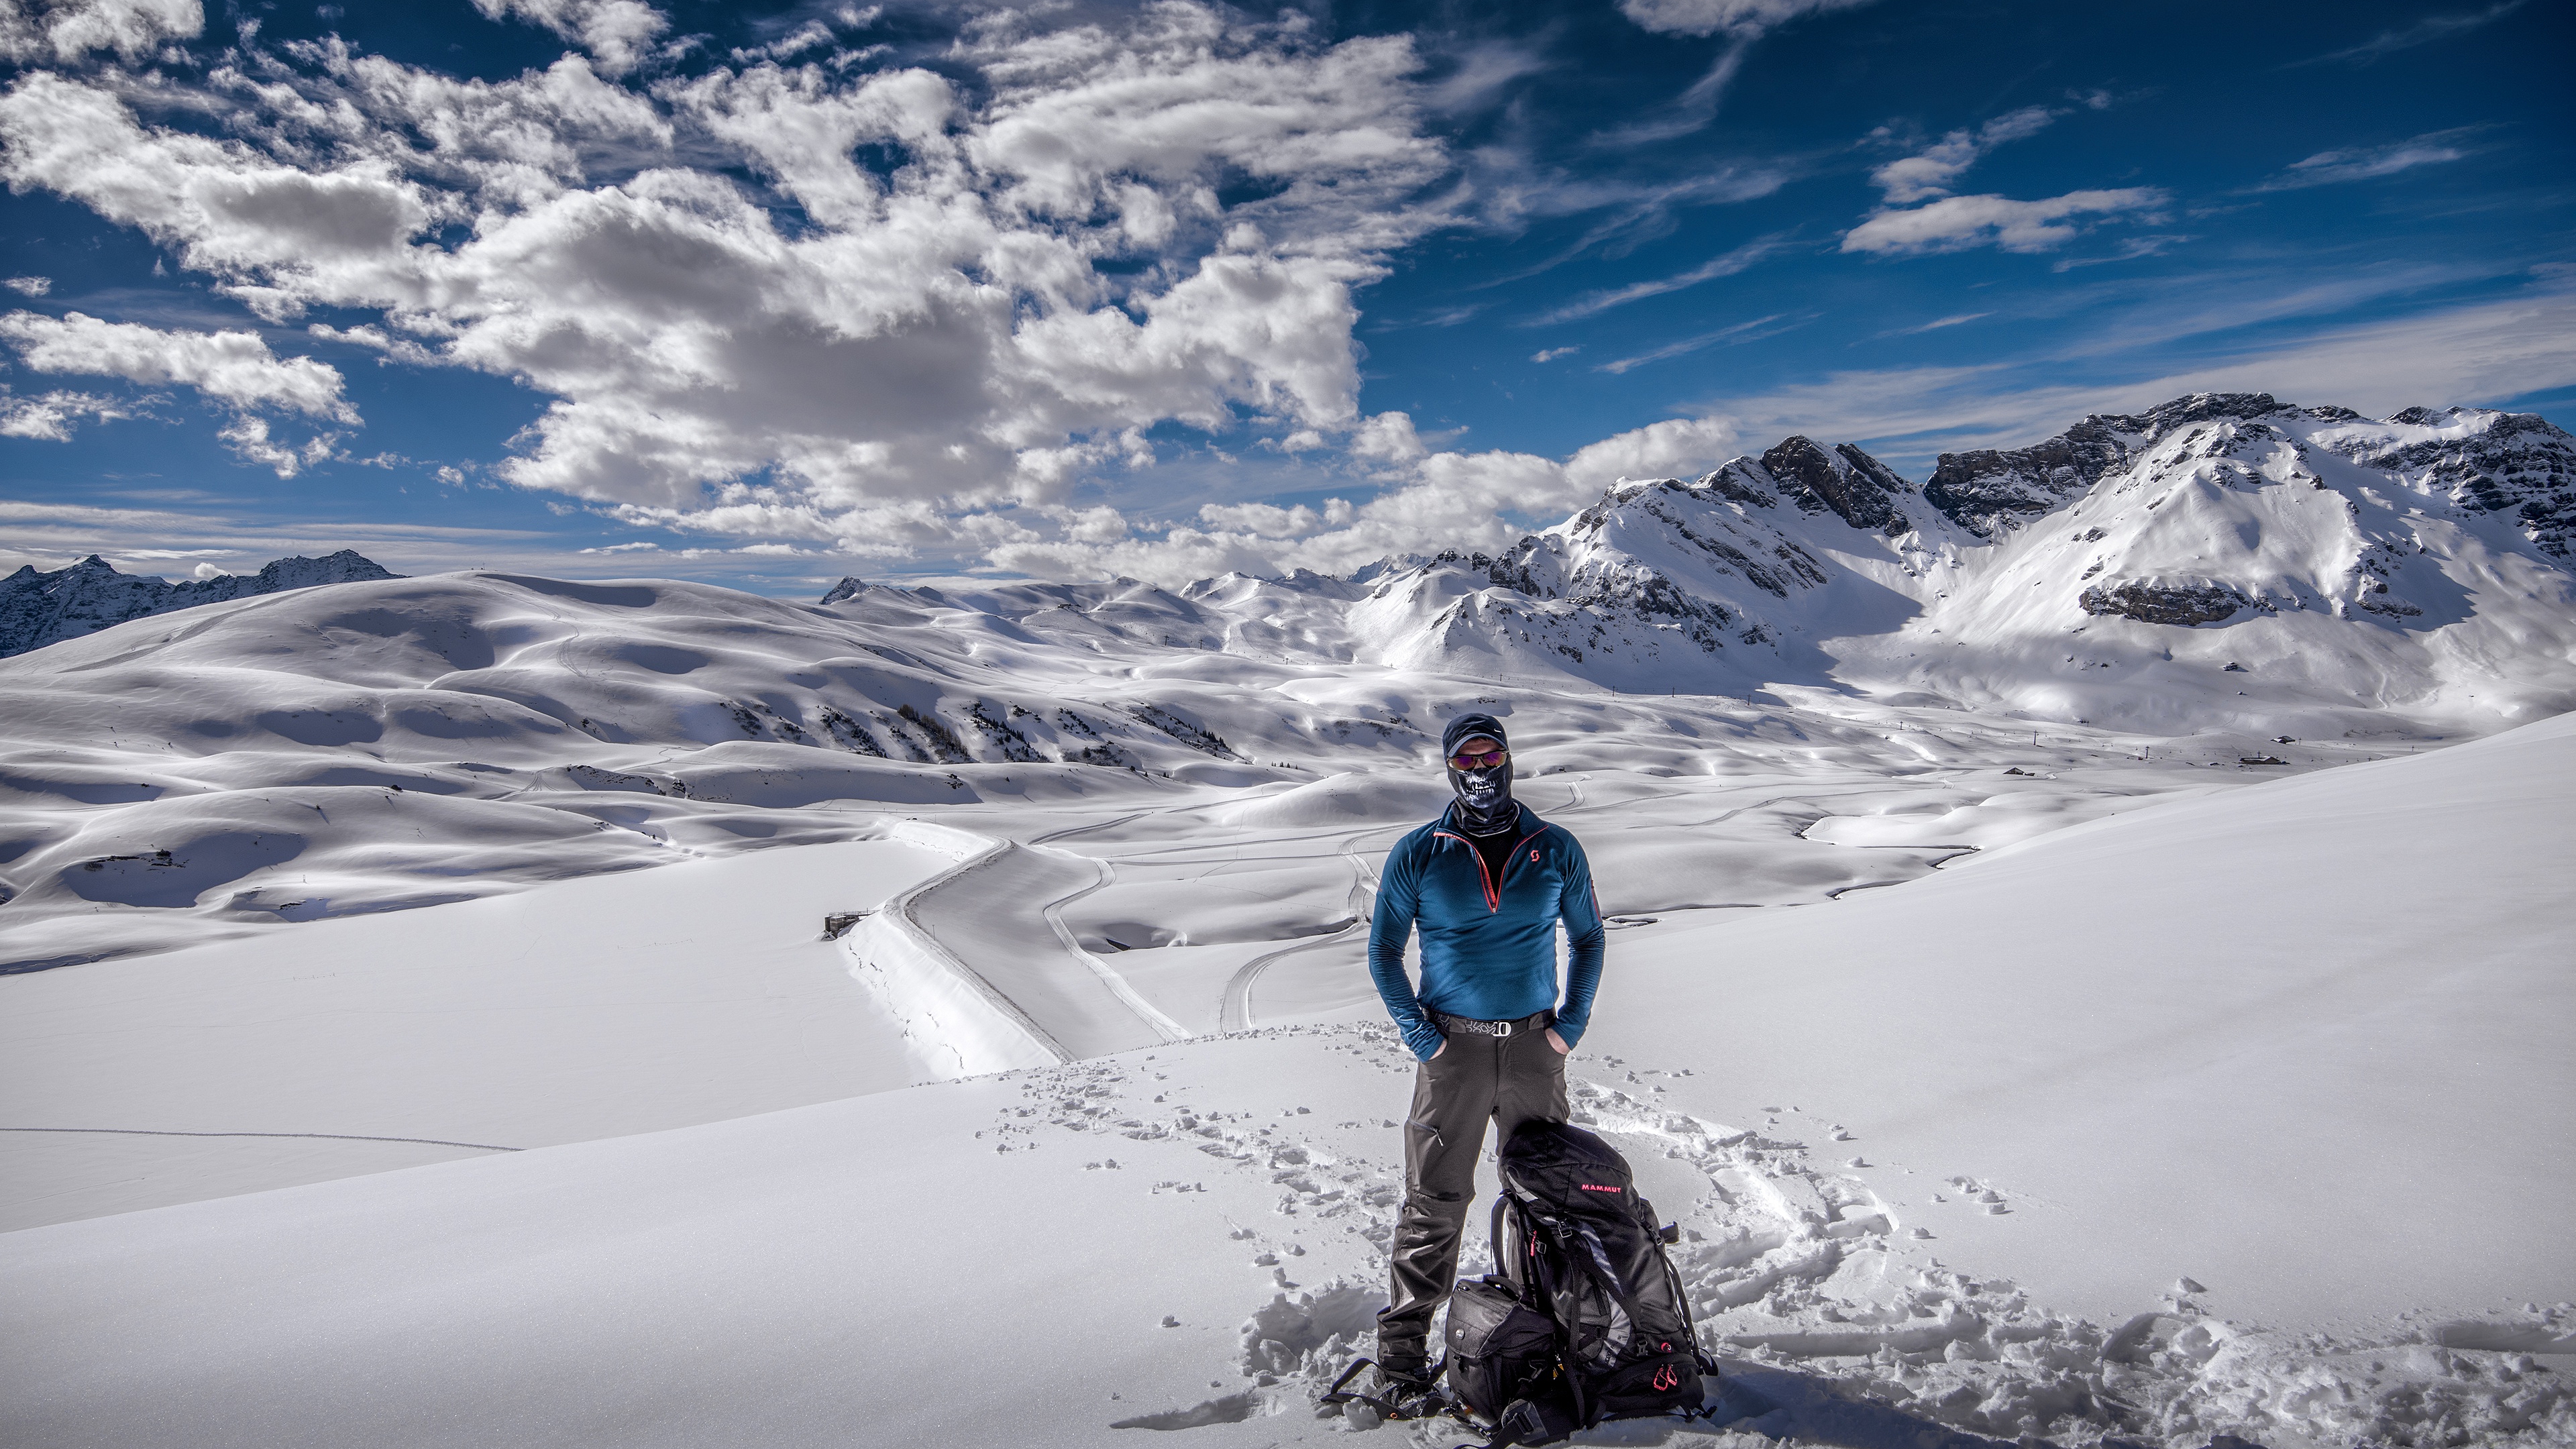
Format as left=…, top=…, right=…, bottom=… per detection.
left=0, top=549, right=400, bottom=657
left=2080, top=582, right=2255, bottom=627
left=1754, top=435, right=1913, bottom=534
left=2319, top=406, right=2575, bottom=557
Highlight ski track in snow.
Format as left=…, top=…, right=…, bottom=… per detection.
left=995, top=1026, right=2575, bottom=1449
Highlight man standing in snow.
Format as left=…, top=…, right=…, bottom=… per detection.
left=1366, top=711, right=1605, bottom=1401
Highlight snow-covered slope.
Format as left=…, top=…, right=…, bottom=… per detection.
left=4, top=710, right=2565, bottom=1449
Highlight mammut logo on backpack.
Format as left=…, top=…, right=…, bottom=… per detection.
left=1578, top=1183, right=1620, bottom=1193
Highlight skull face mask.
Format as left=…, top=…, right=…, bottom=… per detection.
left=1441, top=712, right=1517, bottom=835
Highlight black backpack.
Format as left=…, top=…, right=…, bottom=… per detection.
left=1445, top=1120, right=1715, bottom=1444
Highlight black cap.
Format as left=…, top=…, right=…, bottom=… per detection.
left=1442, top=712, right=1509, bottom=756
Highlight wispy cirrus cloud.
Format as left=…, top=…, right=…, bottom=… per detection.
left=1678, top=280, right=2576, bottom=469
left=1599, top=0, right=1880, bottom=146
left=2288, top=0, right=2525, bottom=68
left=2251, top=128, right=2486, bottom=191
left=1596, top=312, right=1804, bottom=374
left=1525, top=233, right=1792, bottom=325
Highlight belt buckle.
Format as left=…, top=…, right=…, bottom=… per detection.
left=1492, top=1020, right=1511, bottom=1037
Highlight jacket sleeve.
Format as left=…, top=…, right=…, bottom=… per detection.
left=1366, top=835, right=1444, bottom=1061
left=1550, top=831, right=1607, bottom=1047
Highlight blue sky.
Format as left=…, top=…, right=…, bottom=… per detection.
left=1, top=0, right=2569, bottom=594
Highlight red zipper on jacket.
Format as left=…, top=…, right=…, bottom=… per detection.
left=1431, top=827, right=1548, bottom=912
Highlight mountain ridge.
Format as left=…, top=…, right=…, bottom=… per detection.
left=0, top=549, right=400, bottom=658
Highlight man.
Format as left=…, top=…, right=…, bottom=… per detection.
left=1366, top=711, right=1606, bottom=1402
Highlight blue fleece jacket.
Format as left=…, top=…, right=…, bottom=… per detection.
left=1368, top=803, right=1606, bottom=1061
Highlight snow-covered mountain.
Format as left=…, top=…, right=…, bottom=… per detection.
left=1350, top=394, right=2576, bottom=727
left=1, top=391, right=2568, bottom=972
left=0, top=549, right=400, bottom=657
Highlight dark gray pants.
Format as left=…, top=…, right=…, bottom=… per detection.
left=1375, top=1016, right=1569, bottom=1371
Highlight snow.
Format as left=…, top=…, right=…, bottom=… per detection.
left=0, top=839, right=949, bottom=1231
left=4, top=712, right=2569, bottom=1449
left=4, top=393, right=2574, bottom=1448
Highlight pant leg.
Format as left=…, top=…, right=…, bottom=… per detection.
left=1376, top=1032, right=1499, bottom=1368
left=1492, top=1022, right=1571, bottom=1146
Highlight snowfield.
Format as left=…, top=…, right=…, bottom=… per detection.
left=3, top=711, right=2568, bottom=1449
left=3, top=393, right=2572, bottom=1448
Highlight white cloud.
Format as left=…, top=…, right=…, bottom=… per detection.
left=1895, top=312, right=1990, bottom=334
left=1672, top=282, right=2576, bottom=467
left=4, top=275, right=50, bottom=296
left=1530, top=346, right=1579, bottom=363
left=471, top=0, right=667, bottom=76
left=980, top=409, right=1740, bottom=585
left=2254, top=129, right=2481, bottom=191
left=0, top=6, right=1458, bottom=520
left=1196, top=500, right=1329, bottom=538
left=216, top=415, right=341, bottom=476
left=1843, top=105, right=2167, bottom=259
left=1867, top=106, right=2058, bottom=205
left=0, top=385, right=129, bottom=439
left=1841, top=189, right=2166, bottom=255
left=1352, top=411, right=1430, bottom=465
left=0, top=310, right=356, bottom=417
left=1564, top=415, right=1737, bottom=488
left=0, top=0, right=201, bottom=66
left=1617, top=0, right=1877, bottom=40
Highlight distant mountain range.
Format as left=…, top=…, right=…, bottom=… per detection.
left=0, top=550, right=400, bottom=657
left=7, top=392, right=2572, bottom=730
left=1326, top=392, right=2576, bottom=716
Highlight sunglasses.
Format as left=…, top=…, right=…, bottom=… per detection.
left=1448, top=747, right=1508, bottom=770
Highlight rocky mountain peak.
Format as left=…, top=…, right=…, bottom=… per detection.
left=1756, top=436, right=1915, bottom=535
left=0, top=549, right=402, bottom=659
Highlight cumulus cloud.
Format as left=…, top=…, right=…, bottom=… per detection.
left=1563, top=415, right=1736, bottom=488
left=471, top=0, right=667, bottom=76
left=0, top=4, right=1458, bottom=530
left=0, top=0, right=201, bottom=65
left=1843, top=189, right=2166, bottom=255
left=981, top=409, right=1744, bottom=586
left=0, top=385, right=129, bottom=439
left=1617, top=0, right=1877, bottom=40
left=2253, top=129, right=2482, bottom=191
left=0, top=311, right=356, bottom=417
left=217, top=415, right=341, bottom=476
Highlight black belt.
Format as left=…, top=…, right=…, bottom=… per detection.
left=1434, top=1010, right=1554, bottom=1038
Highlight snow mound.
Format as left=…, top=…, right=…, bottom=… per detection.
left=1208, top=769, right=1452, bottom=828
